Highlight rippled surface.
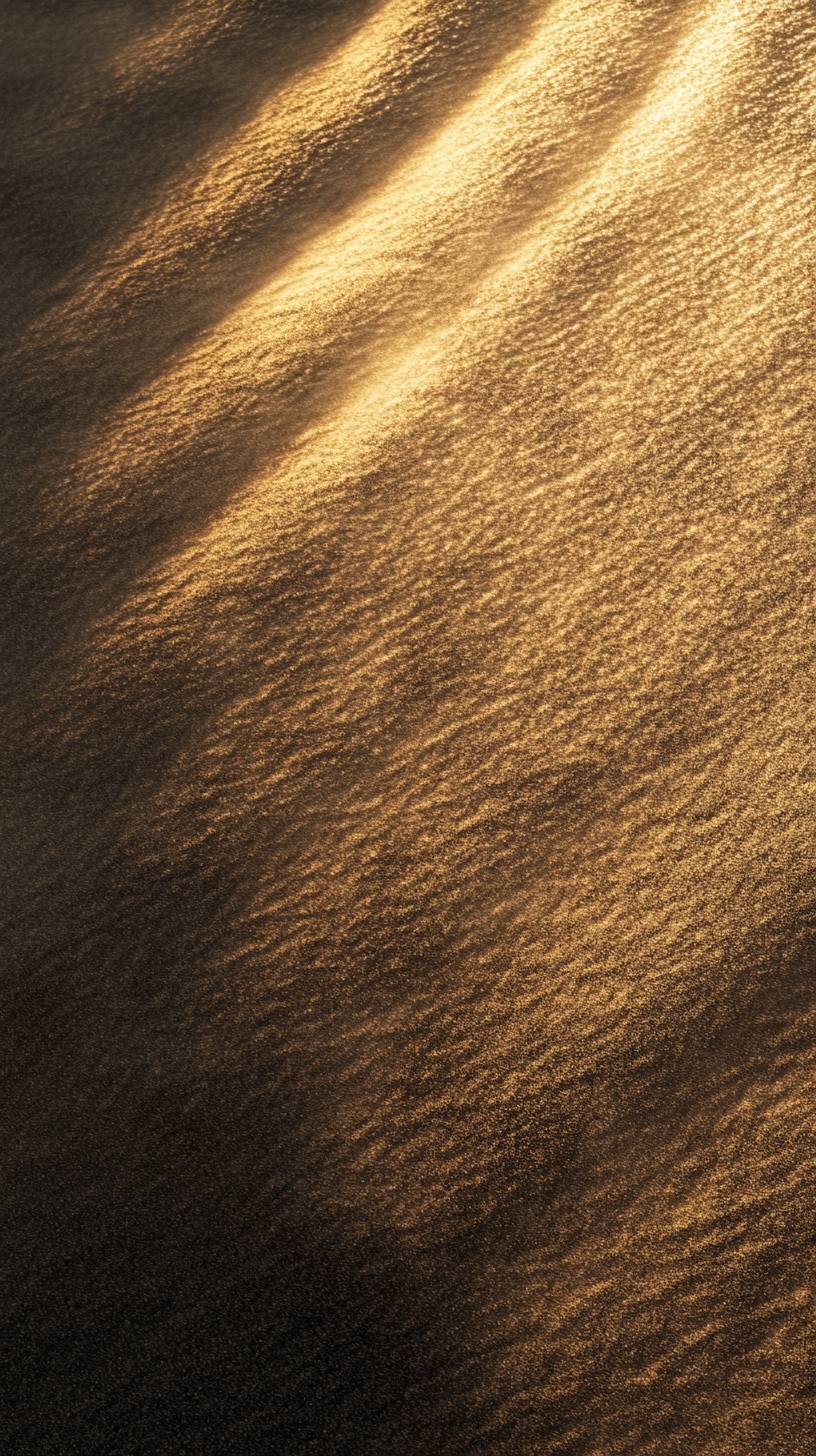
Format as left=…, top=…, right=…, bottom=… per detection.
left=2, top=1, right=815, bottom=1450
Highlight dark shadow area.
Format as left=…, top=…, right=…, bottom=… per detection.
left=1, top=1114, right=472, bottom=1453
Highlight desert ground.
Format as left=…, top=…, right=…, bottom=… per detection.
left=2, top=1, right=815, bottom=1450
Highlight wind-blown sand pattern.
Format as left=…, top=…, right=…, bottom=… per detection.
left=2, top=1, right=815, bottom=1450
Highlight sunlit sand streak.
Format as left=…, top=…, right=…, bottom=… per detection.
left=213, top=0, right=655, bottom=326
left=24, top=0, right=456, bottom=341
left=50, top=0, right=694, bottom=539
left=74, top=0, right=805, bottom=567
left=71, top=21, right=804, bottom=739
left=81, top=0, right=816, bottom=1182
left=110, top=0, right=772, bottom=605
left=30, top=0, right=813, bottom=1066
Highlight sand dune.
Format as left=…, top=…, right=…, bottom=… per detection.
left=2, top=1, right=815, bottom=1451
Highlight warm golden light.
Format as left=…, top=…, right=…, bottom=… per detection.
left=3, top=0, right=815, bottom=1450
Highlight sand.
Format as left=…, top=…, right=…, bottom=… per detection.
left=2, top=1, right=815, bottom=1450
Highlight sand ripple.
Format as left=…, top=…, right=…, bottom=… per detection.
left=2, top=1, right=815, bottom=1450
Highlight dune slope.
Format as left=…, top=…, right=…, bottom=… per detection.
left=2, top=1, right=815, bottom=1451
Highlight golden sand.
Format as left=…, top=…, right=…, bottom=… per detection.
left=2, top=1, right=815, bottom=1450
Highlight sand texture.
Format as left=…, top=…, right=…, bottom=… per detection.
left=2, top=1, right=815, bottom=1451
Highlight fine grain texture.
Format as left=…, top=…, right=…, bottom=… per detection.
left=2, top=1, right=815, bottom=1451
